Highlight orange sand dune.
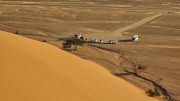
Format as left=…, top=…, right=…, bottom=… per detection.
left=0, top=30, right=159, bottom=101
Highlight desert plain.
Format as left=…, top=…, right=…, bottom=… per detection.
left=0, top=0, right=180, bottom=100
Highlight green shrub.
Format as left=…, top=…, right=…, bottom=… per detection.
left=154, top=88, right=161, bottom=96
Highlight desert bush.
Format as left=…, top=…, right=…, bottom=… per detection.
left=131, top=61, right=147, bottom=75
left=146, top=88, right=161, bottom=97
left=137, top=64, right=147, bottom=70
left=41, top=40, right=47, bottom=42
left=14, top=31, right=19, bottom=34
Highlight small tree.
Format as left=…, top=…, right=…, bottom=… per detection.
left=63, top=38, right=86, bottom=51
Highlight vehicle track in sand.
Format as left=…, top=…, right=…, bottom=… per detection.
left=111, top=12, right=165, bottom=37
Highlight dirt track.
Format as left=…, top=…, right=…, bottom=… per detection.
left=112, top=12, right=164, bottom=36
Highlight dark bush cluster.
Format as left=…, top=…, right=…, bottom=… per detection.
left=146, top=88, right=161, bottom=97
left=41, top=40, right=47, bottom=42
left=14, top=31, right=19, bottom=34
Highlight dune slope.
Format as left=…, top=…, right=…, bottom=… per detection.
left=0, top=30, right=158, bottom=101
